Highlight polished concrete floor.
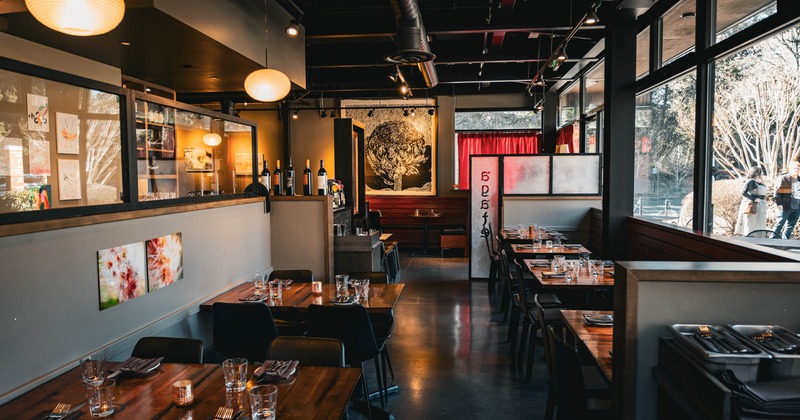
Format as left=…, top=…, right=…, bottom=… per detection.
left=352, top=252, right=549, bottom=419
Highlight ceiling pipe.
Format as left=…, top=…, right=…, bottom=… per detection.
left=389, top=0, right=439, bottom=88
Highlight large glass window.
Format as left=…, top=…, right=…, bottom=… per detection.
left=712, top=23, right=800, bottom=239
left=637, top=29, right=650, bottom=78
left=716, top=0, right=776, bottom=43
left=634, top=72, right=696, bottom=227
left=662, top=0, right=696, bottom=66
left=584, top=61, right=604, bottom=114
left=559, top=82, right=580, bottom=127
left=0, top=68, right=124, bottom=214
left=454, top=110, right=541, bottom=130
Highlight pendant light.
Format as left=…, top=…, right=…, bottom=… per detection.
left=244, top=0, right=292, bottom=102
left=25, top=0, right=125, bottom=36
left=202, top=133, right=222, bottom=147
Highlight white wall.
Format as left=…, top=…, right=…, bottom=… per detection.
left=0, top=202, right=271, bottom=403
left=503, top=197, right=601, bottom=245
left=270, top=199, right=329, bottom=282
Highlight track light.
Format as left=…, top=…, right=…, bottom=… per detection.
left=584, top=9, right=600, bottom=25
left=428, top=108, right=434, bottom=116
left=321, top=109, right=327, bottom=118
left=557, top=49, right=568, bottom=62
left=400, top=84, right=410, bottom=94
left=550, top=59, right=562, bottom=71
left=388, top=67, right=400, bottom=83
left=403, top=109, right=409, bottom=117
left=367, top=109, right=375, bottom=117
left=534, top=100, right=545, bottom=112
left=410, top=108, right=416, bottom=117
left=330, top=109, right=336, bottom=118
left=285, top=19, right=301, bottom=37
left=292, top=110, right=299, bottom=119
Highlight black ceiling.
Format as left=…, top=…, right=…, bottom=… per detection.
left=0, top=0, right=618, bottom=103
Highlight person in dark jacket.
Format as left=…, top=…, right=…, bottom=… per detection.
left=772, top=161, right=800, bottom=239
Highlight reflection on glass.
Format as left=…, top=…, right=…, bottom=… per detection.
left=633, top=73, right=696, bottom=228
left=662, top=0, right=696, bottom=66
left=584, top=61, right=604, bottom=114
left=716, top=0, right=776, bottom=43
left=637, top=29, right=650, bottom=79
left=454, top=110, right=541, bottom=130
left=559, top=82, right=580, bottom=127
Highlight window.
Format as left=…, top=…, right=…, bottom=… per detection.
left=633, top=72, right=696, bottom=226
left=716, top=0, right=776, bottom=43
left=662, top=0, right=696, bottom=66
left=712, top=22, right=800, bottom=239
left=454, top=110, right=541, bottom=189
left=637, top=29, right=650, bottom=79
left=584, top=61, right=604, bottom=114
left=559, top=83, right=580, bottom=127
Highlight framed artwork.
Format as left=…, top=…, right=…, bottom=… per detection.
left=184, top=147, right=212, bottom=172
left=235, top=153, right=263, bottom=175
left=146, top=232, right=183, bottom=292
left=342, top=99, right=436, bottom=196
left=97, top=241, right=147, bottom=310
left=26, top=93, right=49, bottom=132
left=56, top=112, right=79, bottom=154
left=28, top=139, right=51, bottom=175
left=57, top=158, right=81, bottom=200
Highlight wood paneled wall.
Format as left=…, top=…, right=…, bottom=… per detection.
left=588, top=207, right=604, bottom=256
left=366, top=196, right=469, bottom=250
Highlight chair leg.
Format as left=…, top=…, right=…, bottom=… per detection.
left=361, top=362, right=372, bottom=420
left=517, top=317, right=530, bottom=373
left=500, top=281, right=511, bottom=322
left=544, top=385, right=555, bottom=420
left=383, top=346, right=395, bottom=380
left=380, top=350, right=389, bottom=403
left=373, top=356, right=386, bottom=409
left=508, top=306, right=520, bottom=357
left=488, top=260, right=498, bottom=295
left=525, top=323, right=538, bottom=382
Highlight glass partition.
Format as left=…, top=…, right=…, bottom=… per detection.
left=0, top=66, right=124, bottom=215
left=558, top=82, right=580, bottom=127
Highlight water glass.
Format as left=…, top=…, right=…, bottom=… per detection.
left=552, top=255, right=566, bottom=272
left=81, top=354, right=105, bottom=386
left=586, top=260, right=597, bottom=280
left=352, top=279, right=370, bottom=302
left=565, top=261, right=580, bottom=284
left=335, top=274, right=349, bottom=298
left=592, top=260, right=605, bottom=279
left=85, top=379, right=115, bottom=417
left=545, top=240, right=553, bottom=250
left=579, top=252, right=591, bottom=269
left=267, top=280, right=282, bottom=300
left=532, top=238, right=541, bottom=250
left=222, top=358, right=248, bottom=392
left=249, top=385, right=278, bottom=420
left=253, top=273, right=266, bottom=295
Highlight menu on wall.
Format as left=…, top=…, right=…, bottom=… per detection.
left=470, top=156, right=499, bottom=279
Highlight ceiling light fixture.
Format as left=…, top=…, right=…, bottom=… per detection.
left=321, top=110, right=327, bottom=118
left=400, top=84, right=410, bottom=95
left=403, top=109, right=410, bottom=117
left=244, top=0, right=292, bottom=102
left=428, top=108, right=435, bottom=116
left=410, top=108, right=416, bottom=117
left=584, top=8, right=600, bottom=25
left=388, top=66, right=400, bottom=83
left=285, top=19, right=301, bottom=37
left=534, top=100, right=545, bottom=112
left=681, top=12, right=696, bottom=19
left=202, top=132, right=222, bottom=147
left=330, top=110, right=336, bottom=118
left=367, top=109, right=375, bottom=117
left=25, top=0, right=125, bottom=36
left=292, top=110, right=299, bottom=119
left=556, top=48, right=568, bottom=62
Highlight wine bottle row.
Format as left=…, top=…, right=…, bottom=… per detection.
left=260, top=158, right=327, bottom=196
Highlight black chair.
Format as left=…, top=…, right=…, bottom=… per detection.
left=269, top=269, right=314, bottom=283
left=484, top=223, right=500, bottom=295
left=349, top=271, right=396, bottom=384
left=305, top=304, right=386, bottom=415
left=549, top=326, right=612, bottom=420
left=212, top=302, right=279, bottom=363
left=747, top=229, right=777, bottom=238
left=131, top=336, right=203, bottom=364
left=266, top=336, right=345, bottom=367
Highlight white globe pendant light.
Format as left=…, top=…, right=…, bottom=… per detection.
left=202, top=133, right=222, bottom=147
left=244, top=68, right=291, bottom=102
left=25, top=0, right=125, bottom=36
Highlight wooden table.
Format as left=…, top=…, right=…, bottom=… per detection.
left=524, top=260, right=615, bottom=288
left=511, top=243, right=591, bottom=257
left=200, top=282, right=405, bottom=314
left=379, top=233, right=393, bottom=241
left=0, top=363, right=361, bottom=419
left=561, top=309, right=613, bottom=384
left=409, top=213, right=440, bottom=255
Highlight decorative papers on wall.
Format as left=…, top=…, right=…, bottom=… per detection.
left=56, top=112, right=79, bottom=154
left=28, top=139, right=51, bottom=175
left=97, top=242, right=147, bottom=310
left=57, top=159, right=81, bottom=200
left=146, top=232, right=184, bottom=292
left=26, top=93, right=49, bottom=132
left=96, top=232, right=184, bottom=311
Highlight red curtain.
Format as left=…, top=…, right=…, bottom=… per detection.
left=555, top=124, right=579, bottom=153
left=458, top=131, right=541, bottom=189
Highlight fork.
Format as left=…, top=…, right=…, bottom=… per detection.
left=48, top=403, right=71, bottom=418
left=214, top=407, right=234, bottom=420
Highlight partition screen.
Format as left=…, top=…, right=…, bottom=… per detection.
left=470, top=156, right=500, bottom=278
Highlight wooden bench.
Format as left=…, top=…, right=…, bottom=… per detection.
left=440, top=226, right=466, bottom=256
left=366, top=196, right=469, bottom=251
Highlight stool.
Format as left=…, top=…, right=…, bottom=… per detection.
left=440, top=226, right=466, bottom=257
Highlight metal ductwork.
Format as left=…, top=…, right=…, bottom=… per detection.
left=387, top=0, right=438, bottom=88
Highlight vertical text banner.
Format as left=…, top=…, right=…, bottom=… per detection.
left=470, top=156, right=499, bottom=278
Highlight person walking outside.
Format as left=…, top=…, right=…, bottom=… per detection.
left=734, top=167, right=767, bottom=236
left=772, top=161, right=800, bottom=239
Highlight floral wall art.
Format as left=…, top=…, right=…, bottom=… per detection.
left=146, top=232, right=183, bottom=292
left=97, top=242, right=147, bottom=310
left=56, top=112, right=79, bottom=154
left=26, top=93, right=49, bottom=132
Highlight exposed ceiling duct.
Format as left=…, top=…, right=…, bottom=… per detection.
left=387, top=0, right=438, bottom=88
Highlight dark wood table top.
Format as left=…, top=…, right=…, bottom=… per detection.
left=409, top=213, right=441, bottom=218
left=0, top=363, right=361, bottom=419
left=561, top=309, right=613, bottom=384
left=500, top=229, right=566, bottom=243
left=199, top=282, right=404, bottom=314
left=511, top=243, right=590, bottom=255
left=524, top=260, right=615, bottom=288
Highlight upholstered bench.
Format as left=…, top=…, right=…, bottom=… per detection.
left=440, top=226, right=466, bottom=257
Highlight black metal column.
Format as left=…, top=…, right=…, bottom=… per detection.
left=602, top=8, right=638, bottom=260
left=542, top=91, right=558, bottom=153
left=693, top=0, right=715, bottom=232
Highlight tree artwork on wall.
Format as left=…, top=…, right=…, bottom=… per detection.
left=342, top=99, right=436, bottom=196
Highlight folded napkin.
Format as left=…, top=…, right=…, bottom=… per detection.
left=517, top=244, right=534, bottom=249
left=108, top=357, right=163, bottom=378
left=564, top=244, right=583, bottom=249
left=255, top=360, right=299, bottom=382
left=584, top=314, right=614, bottom=326
left=721, top=371, right=800, bottom=416
left=529, top=260, right=550, bottom=267
left=541, top=271, right=566, bottom=278
left=330, top=295, right=357, bottom=304
left=30, top=409, right=82, bottom=420
left=239, top=293, right=267, bottom=302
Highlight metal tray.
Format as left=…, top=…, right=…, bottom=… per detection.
left=728, top=324, right=800, bottom=380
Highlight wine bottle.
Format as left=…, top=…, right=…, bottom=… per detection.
left=273, top=160, right=283, bottom=195
left=260, top=160, right=271, bottom=193
left=285, top=157, right=295, bottom=196
left=317, top=160, right=328, bottom=195
left=303, top=159, right=313, bottom=195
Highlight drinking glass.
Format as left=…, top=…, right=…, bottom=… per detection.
left=335, top=274, right=349, bottom=298
left=249, top=385, right=278, bottom=420
left=253, top=273, right=266, bottom=296
left=352, top=279, right=370, bottom=302
left=586, top=260, right=597, bottom=280
left=554, top=237, right=563, bottom=249
left=222, top=358, right=248, bottom=392
left=85, top=379, right=115, bottom=417
left=592, top=260, right=605, bottom=279
left=552, top=255, right=566, bottom=273
left=565, top=261, right=580, bottom=284
left=579, top=252, right=591, bottom=270
left=267, top=280, right=282, bottom=300
left=81, top=354, right=105, bottom=386
left=532, top=238, right=541, bottom=250
left=545, top=240, right=553, bottom=250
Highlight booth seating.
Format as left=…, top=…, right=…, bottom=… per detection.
left=440, top=226, right=467, bottom=257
